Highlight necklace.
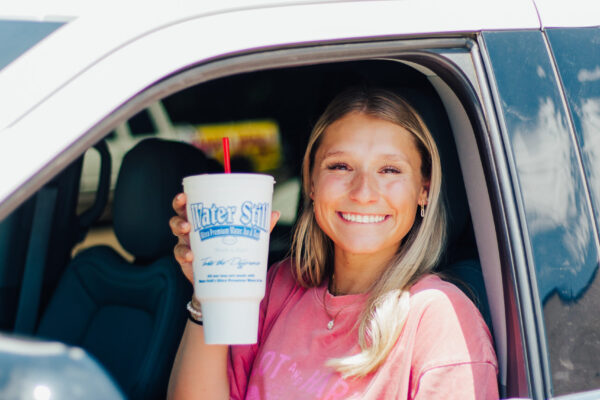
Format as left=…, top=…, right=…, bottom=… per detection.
left=323, top=275, right=347, bottom=330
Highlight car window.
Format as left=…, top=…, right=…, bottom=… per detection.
left=547, top=27, right=600, bottom=231
left=483, top=30, right=600, bottom=396
left=0, top=19, right=63, bottom=71
left=545, top=26, right=600, bottom=396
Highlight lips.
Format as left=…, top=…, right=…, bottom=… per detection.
left=339, top=212, right=387, bottom=224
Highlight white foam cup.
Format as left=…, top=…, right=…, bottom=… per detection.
left=183, top=173, right=274, bottom=344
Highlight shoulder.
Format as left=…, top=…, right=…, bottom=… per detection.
left=408, top=274, right=488, bottom=335
left=263, top=258, right=305, bottom=308
left=266, top=258, right=298, bottom=290
left=406, top=274, right=497, bottom=369
left=409, top=274, right=480, bottom=316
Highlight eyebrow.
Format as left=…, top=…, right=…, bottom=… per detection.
left=380, top=154, right=410, bottom=162
left=321, top=150, right=347, bottom=159
left=322, top=151, right=409, bottom=162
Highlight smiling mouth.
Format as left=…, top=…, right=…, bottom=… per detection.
left=339, top=212, right=388, bottom=224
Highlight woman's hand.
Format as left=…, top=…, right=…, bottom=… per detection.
left=170, top=193, right=194, bottom=283
left=170, top=192, right=281, bottom=284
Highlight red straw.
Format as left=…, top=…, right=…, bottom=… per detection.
left=222, top=137, right=231, bottom=173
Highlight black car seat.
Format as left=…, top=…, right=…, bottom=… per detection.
left=36, top=138, right=221, bottom=400
left=401, top=87, right=494, bottom=334
left=2, top=140, right=110, bottom=334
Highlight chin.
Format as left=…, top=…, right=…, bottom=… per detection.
left=337, top=241, right=396, bottom=256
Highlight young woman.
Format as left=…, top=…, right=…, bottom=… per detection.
left=168, top=87, right=498, bottom=399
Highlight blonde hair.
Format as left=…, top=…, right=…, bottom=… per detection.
left=290, top=87, right=447, bottom=378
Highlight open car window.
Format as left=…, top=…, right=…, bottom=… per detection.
left=1, top=40, right=516, bottom=397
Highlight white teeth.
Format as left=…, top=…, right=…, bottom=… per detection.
left=341, top=213, right=386, bottom=223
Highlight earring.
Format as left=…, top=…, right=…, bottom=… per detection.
left=420, top=203, right=425, bottom=218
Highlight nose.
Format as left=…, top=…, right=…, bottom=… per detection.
left=348, top=171, right=378, bottom=203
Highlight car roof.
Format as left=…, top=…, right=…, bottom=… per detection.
left=535, top=0, right=600, bottom=28
left=0, top=0, right=541, bottom=129
left=2, top=0, right=599, bottom=27
left=2, top=0, right=598, bottom=128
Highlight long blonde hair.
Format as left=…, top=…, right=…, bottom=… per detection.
left=290, top=87, right=447, bottom=378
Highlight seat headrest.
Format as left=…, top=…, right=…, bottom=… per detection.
left=400, top=89, right=469, bottom=251
left=113, top=138, right=221, bottom=262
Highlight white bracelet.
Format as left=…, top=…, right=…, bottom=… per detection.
left=187, top=299, right=203, bottom=323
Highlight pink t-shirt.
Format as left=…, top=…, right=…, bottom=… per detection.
left=228, top=260, right=498, bottom=399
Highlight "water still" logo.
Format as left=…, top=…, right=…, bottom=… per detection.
left=190, top=201, right=270, bottom=241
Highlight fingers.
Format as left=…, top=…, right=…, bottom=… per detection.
left=269, top=210, right=281, bottom=233
left=172, top=192, right=187, bottom=218
left=170, top=215, right=191, bottom=243
left=174, top=242, right=194, bottom=283
left=171, top=194, right=193, bottom=284
left=174, top=242, right=193, bottom=263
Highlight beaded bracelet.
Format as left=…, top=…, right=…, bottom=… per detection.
left=187, top=297, right=203, bottom=325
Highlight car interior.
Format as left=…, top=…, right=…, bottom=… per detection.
left=0, top=59, right=504, bottom=398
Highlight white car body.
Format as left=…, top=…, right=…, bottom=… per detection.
left=0, top=0, right=543, bottom=209
left=1, top=1, right=599, bottom=398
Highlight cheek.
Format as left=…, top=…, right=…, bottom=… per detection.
left=313, top=174, right=349, bottom=200
left=387, top=178, right=419, bottom=198
left=386, top=182, right=420, bottom=238
left=311, top=176, right=344, bottom=231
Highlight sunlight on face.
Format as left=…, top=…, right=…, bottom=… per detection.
left=310, top=112, right=429, bottom=260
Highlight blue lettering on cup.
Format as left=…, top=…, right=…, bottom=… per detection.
left=190, top=201, right=269, bottom=241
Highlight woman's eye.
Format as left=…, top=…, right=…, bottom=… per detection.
left=327, top=163, right=349, bottom=171
left=381, top=166, right=402, bottom=174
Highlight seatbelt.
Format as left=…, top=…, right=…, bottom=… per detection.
left=14, top=186, right=58, bottom=335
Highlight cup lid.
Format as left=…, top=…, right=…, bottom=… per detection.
left=183, top=173, right=275, bottom=186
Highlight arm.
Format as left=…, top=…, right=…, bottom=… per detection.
left=167, top=193, right=229, bottom=400
left=167, top=322, right=230, bottom=400
left=167, top=193, right=280, bottom=399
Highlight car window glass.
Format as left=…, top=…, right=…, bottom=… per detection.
left=545, top=26, right=600, bottom=395
left=0, top=20, right=63, bottom=71
left=484, top=30, right=600, bottom=396
left=547, top=27, right=600, bottom=232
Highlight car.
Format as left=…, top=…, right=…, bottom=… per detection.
left=0, top=0, right=599, bottom=399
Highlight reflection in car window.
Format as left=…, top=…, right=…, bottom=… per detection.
left=545, top=27, right=600, bottom=395
left=548, top=27, right=600, bottom=234
left=0, top=20, right=63, bottom=71
left=484, top=30, right=600, bottom=396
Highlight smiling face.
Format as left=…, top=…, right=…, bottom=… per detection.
left=310, top=111, right=429, bottom=261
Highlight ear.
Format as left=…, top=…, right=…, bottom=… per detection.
left=419, top=180, right=430, bottom=206
left=309, top=181, right=315, bottom=200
